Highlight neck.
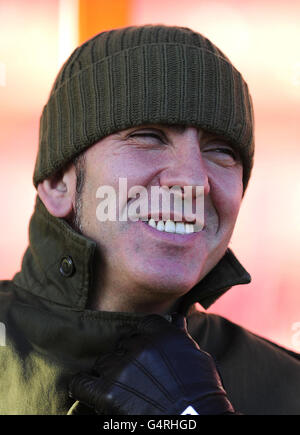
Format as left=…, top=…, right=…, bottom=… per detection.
left=86, top=252, right=182, bottom=315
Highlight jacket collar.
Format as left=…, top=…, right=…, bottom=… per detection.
left=14, top=196, right=251, bottom=314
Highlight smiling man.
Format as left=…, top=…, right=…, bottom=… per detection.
left=38, top=125, right=242, bottom=315
left=0, top=25, right=299, bottom=415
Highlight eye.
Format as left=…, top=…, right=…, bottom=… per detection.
left=202, top=143, right=240, bottom=166
left=127, top=129, right=166, bottom=145
left=130, top=132, right=161, bottom=140
left=213, top=148, right=237, bottom=159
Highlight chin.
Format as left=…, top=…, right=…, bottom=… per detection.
left=130, top=262, right=202, bottom=296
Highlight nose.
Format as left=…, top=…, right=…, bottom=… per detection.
left=158, top=129, right=210, bottom=198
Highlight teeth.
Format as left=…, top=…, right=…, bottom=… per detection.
left=165, top=220, right=176, bottom=233
left=175, top=222, right=185, bottom=234
left=185, top=223, right=194, bottom=234
left=145, top=219, right=201, bottom=234
left=148, top=218, right=156, bottom=229
left=156, top=220, right=165, bottom=231
left=194, top=223, right=203, bottom=232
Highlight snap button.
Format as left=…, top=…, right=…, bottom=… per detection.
left=59, top=256, right=75, bottom=277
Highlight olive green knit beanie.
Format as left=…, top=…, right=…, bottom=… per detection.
left=33, top=24, right=254, bottom=190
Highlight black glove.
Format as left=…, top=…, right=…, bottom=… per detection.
left=68, top=314, right=235, bottom=415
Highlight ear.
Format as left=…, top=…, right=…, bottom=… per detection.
left=37, top=164, right=77, bottom=218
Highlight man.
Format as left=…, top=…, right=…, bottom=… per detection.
left=0, top=24, right=299, bottom=415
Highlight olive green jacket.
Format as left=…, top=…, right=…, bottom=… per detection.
left=0, top=197, right=299, bottom=414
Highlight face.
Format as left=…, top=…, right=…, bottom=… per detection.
left=75, top=125, right=243, bottom=313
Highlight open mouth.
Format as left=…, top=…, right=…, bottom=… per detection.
left=139, top=218, right=203, bottom=235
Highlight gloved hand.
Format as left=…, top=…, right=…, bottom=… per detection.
left=68, top=314, right=236, bottom=415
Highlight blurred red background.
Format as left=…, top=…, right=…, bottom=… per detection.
left=0, top=0, right=299, bottom=351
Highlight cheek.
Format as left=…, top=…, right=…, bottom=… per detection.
left=208, top=166, right=243, bottom=224
left=83, top=152, right=161, bottom=227
left=100, top=152, right=162, bottom=207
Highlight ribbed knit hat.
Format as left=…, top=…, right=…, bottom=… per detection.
left=33, top=24, right=254, bottom=190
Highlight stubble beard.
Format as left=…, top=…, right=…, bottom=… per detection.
left=72, top=153, right=86, bottom=234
